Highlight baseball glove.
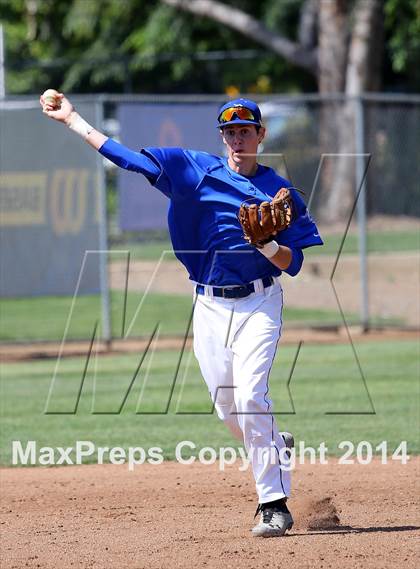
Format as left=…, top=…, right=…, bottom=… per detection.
left=238, top=188, right=293, bottom=248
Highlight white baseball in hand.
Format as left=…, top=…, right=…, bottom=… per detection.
left=41, top=89, right=62, bottom=110
left=40, top=90, right=73, bottom=123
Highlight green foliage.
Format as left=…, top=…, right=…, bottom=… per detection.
left=0, top=0, right=314, bottom=94
left=0, top=0, right=418, bottom=94
left=385, top=0, right=420, bottom=73
left=262, top=0, right=303, bottom=39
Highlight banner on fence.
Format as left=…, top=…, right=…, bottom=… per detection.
left=0, top=102, right=102, bottom=297
left=117, top=103, right=222, bottom=231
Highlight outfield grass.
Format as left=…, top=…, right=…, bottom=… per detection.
left=0, top=292, right=194, bottom=341
left=0, top=292, right=384, bottom=342
left=110, top=229, right=419, bottom=261
left=1, top=339, right=418, bottom=465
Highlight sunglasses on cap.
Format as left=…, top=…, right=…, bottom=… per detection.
left=218, top=106, right=257, bottom=123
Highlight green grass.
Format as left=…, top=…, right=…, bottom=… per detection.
left=110, top=240, right=174, bottom=261
left=111, top=239, right=174, bottom=262
left=0, top=292, right=385, bottom=342
left=306, top=230, right=420, bottom=257
left=1, top=340, right=418, bottom=465
left=0, top=292, right=194, bottom=342
left=111, top=230, right=419, bottom=261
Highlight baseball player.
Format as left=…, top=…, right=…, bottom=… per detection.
left=40, top=92, right=323, bottom=537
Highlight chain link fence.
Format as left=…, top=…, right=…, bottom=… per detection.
left=363, top=96, right=420, bottom=216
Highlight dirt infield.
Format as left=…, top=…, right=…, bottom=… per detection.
left=1, top=458, right=419, bottom=569
left=0, top=328, right=418, bottom=363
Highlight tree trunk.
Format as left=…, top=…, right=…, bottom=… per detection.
left=321, top=0, right=383, bottom=222
left=318, top=0, right=349, bottom=94
left=316, top=1, right=349, bottom=221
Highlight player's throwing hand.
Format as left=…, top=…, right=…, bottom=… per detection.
left=39, top=89, right=106, bottom=147
left=40, top=89, right=73, bottom=123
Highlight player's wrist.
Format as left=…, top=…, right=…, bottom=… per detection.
left=66, top=111, right=94, bottom=140
left=258, top=240, right=279, bottom=259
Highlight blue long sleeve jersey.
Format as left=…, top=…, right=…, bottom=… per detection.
left=99, top=138, right=323, bottom=286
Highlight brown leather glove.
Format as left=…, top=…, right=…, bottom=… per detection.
left=238, top=188, right=293, bottom=248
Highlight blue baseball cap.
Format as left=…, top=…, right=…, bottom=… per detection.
left=217, top=98, right=262, bottom=128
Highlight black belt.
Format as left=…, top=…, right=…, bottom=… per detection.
left=195, top=276, right=274, bottom=299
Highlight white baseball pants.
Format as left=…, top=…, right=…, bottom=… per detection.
left=192, top=278, right=291, bottom=503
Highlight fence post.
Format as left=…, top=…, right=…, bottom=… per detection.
left=96, top=97, right=112, bottom=347
left=0, top=24, right=5, bottom=99
left=355, top=96, right=369, bottom=332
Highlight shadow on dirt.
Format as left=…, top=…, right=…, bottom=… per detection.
left=299, top=525, right=420, bottom=536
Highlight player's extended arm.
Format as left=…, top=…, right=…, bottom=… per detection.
left=40, top=90, right=161, bottom=181
left=40, top=91, right=107, bottom=150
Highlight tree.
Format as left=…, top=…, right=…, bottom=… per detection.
left=1, top=0, right=316, bottom=95
left=2, top=0, right=418, bottom=95
left=162, top=0, right=387, bottom=220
